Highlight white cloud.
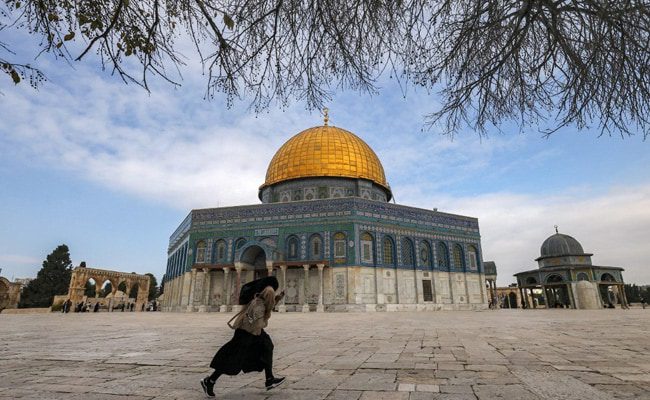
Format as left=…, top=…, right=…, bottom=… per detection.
left=399, top=185, right=650, bottom=286
left=0, top=67, right=319, bottom=210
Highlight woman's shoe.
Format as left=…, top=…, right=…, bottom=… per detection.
left=265, top=376, right=285, bottom=390
left=201, top=377, right=215, bottom=397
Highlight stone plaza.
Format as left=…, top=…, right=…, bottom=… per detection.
left=1, top=310, right=649, bottom=400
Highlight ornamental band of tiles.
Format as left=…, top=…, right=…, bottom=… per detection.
left=161, top=121, right=489, bottom=312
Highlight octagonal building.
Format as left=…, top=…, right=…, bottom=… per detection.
left=161, top=121, right=488, bottom=312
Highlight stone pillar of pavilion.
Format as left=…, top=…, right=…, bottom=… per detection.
left=618, top=284, right=629, bottom=309
left=530, top=288, right=537, bottom=309
left=278, top=265, right=287, bottom=313
left=232, top=264, right=243, bottom=313
left=220, top=267, right=230, bottom=312
left=266, top=261, right=274, bottom=277
left=316, top=264, right=325, bottom=312
left=302, top=264, right=310, bottom=312
left=187, top=269, right=197, bottom=312
left=519, top=287, right=526, bottom=309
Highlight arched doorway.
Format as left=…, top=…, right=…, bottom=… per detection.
left=240, top=245, right=270, bottom=280
left=508, top=292, right=518, bottom=308
left=599, top=273, right=618, bottom=306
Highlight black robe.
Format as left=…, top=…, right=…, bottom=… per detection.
left=209, top=328, right=274, bottom=375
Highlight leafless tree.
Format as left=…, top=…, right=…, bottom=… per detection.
left=1, top=1, right=648, bottom=138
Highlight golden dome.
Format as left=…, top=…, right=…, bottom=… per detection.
left=261, top=125, right=389, bottom=191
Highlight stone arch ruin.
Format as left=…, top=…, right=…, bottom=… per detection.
left=68, top=265, right=150, bottom=311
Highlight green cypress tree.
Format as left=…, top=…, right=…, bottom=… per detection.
left=19, top=244, right=73, bottom=308
left=146, top=273, right=158, bottom=301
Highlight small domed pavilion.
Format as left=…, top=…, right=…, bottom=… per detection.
left=514, top=228, right=627, bottom=309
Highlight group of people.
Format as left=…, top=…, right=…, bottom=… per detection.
left=60, top=299, right=159, bottom=313
left=61, top=299, right=100, bottom=313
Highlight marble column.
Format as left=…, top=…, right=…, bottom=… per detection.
left=233, top=265, right=243, bottom=313
left=531, top=288, right=537, bottom=309
left=317, top=264, right=325, bottom=312
left=302, top=264, right=310, bottom=312
left=187, top=269, right=197, bottom=312
left=199, top=268, right=211, bottom=312
left=219, top=267, right=230, bottom=312
left=616, top=285, right=628, bottom=308
left=278, top=265, right=287, bottom=313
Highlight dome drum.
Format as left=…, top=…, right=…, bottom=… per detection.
left=259, top=177, right=389, bottom=203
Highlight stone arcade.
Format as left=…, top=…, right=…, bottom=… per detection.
left=67, top=265, right=151, bottom=311
left=161, top=119, right=488, bottom=312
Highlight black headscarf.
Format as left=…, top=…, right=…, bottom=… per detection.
left=238, top=276, right=279, bottom=305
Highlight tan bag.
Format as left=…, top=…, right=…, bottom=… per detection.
left=227, top=294, right=266, bottom=335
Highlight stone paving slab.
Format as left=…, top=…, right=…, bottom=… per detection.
left=1, top=310, right=649, bottom=399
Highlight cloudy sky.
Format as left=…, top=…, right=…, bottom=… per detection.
left=1, top=31, right=649, bottom=287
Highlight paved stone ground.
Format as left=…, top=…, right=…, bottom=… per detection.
left=1, top=309, right=649, bottom=400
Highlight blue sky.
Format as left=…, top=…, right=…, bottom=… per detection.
left=1, top=31, right=649, bottom=287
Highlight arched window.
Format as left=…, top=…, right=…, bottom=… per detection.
left=437, top=242, right=449, bottom=269
left=360, top=232, right=374, bottom=263
left=215, top=240, right=227, bottom=263
left=196, top=240, right=206, bottom=263
left=310, top=234, right=322, bottom=259
left=547, top=274, right=564, bottom=283
left=467, top=245, right=479, bottom=270
left=453, top=244, right=465, bottom=270
left=577, top=272, right=589, bottom=281
left=334, top=232, right=346, bottom=259
left=420, top=241, right=432, bottom=268
left=235, top=238, right=246, bottom=250
left=383, top=236, right=395, bottom=266
left=287, top=236, right=299, bottom=260
left=601, top=273, right=616, bottom=282
left=401, top=238, right=414, bottom=267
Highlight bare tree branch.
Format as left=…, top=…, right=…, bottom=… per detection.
left=1, top=0, right=648, bottom=138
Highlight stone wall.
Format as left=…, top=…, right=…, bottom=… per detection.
left=161, top=265, right=487, bottom=312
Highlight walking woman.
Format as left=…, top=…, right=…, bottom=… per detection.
left=201, top=277, right=285, bottom=397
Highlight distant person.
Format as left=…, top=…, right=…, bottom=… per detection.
left=641, top=299, right=647, bottom=309
left=62, top=299, right=71, bottom=313
left=201, top=277, right=285, bottom=397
